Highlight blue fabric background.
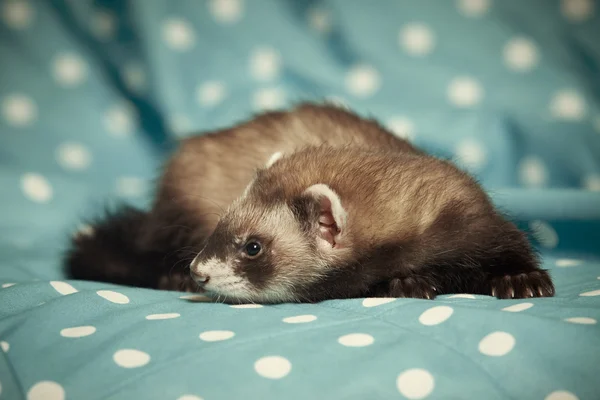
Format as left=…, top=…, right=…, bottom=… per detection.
left=1, top=0, right=599, bottom=399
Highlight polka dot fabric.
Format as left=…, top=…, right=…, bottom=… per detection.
left=0, top=1, right=599, bottom=399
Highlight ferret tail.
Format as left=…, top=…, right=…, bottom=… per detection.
left=63, top=206, right=163, bottom=288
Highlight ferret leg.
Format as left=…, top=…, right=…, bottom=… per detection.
left=476, top=221, right=555, bottom=299
left=374, top=275, right=438, bottom=300
left=418, top=207, right=556, bottom=299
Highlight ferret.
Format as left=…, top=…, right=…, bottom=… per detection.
left=64, top=102, right=555, bottom=303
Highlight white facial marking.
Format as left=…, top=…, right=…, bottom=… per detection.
left=265, top=151, right=283, bottom=168
left=192, top=257, right=251, bottom=296
left=192, top=257, right=233, bottom=282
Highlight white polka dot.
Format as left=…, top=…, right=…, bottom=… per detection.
left=282, top=314, right=317, bottom=324
left=115, top=176, right=147, bottom=198
left=197, top=81, right=226, bottom=107
left=546, top=391, right=579, bottom=400
left=550, top=90, right=586, bottom=121
left=230, top=303, right=263, bottom=308
left=478, top=331, right=515, bottom=356
left=387, top=117, right=415, bottom=141
left=91, top=10, right=115, bottom=40
left=74, top=224, right=94, bottom=239
left=56, top=142, right=92, bottom=170
left=180, top=294, right=212, bottom=302
left=113, top=349, right=150, bottom=368
left=448, top=294, right=476, bottom=299
left=502, top=302, right=534, bottom=312
left=580, top=289, right=600, bottom=297
left=52, top=53, right=87, bottom=87
left=519, top=156, right=548, bottom=188
left=2, top=283, right=15, bottom=288
left=308, top=8, right=331, bottom=33
left=97, top=290, right=130, bottom=304
left=396, top=368, right=435, bottom=399
left=504, top=37, right=539, bottom=72
left=199, top=330, right=235, bottom=341
left=169, top=114, right=193, bottom=135
left=60, top=326, right=97, bottom=338
left=556, top=259, right=582, bottom=267
left=448, top=77, right=483, bottom=107
left=162, top=18, right=195, bottom=51
left=1, top=341, right=8, bottom=352
left=122, top=63, right=146, bottom=92
left=209, top=0, right=243, bottom=24
left=2, top=94, right=37, bottom=127
left=561, top=0, right=594, bottom=22
left=104, top=103, right=137, bottom=136
left=254, top=356, right=291, bottom=379
left=345, top=65, right=380, bottom=98
left=21, top=173, right=53, bottom=203
left=146, top=313, right=180, bottom=320
left=457, top=0, right=491, bottom=17
left=362, top=297, right=396, bottom=307
left=177, top=396, right=204, bottom=400
left=455, top=138, right=487, bottom=169
left=564, top=317, right=597, bottom=324
left=250, top=47, right=282, bottom=81
left=419, top=306, right=454, bottom=326
left=583, top=175, right=600, bottom=191
left=338, top=333, right=374, bottom=347
left=399, top=23, right=435, bottom=56
left=252, top=87, right=285, bottom=110
left=529, top=220, right=559, bottom=249
left=50, top=281, right=77, bottom=295
left=2, top=0, right=33, bottom=30
left=27, top=381, right=65, bottom=400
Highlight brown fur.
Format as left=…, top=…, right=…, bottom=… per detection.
left=64, top=102, right=554, bottom=303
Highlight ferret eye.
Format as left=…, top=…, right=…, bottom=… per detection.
left=244, top=242, right=262, bottom=258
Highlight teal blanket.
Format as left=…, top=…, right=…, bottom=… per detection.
left=1, top=1, right=600, bottom=399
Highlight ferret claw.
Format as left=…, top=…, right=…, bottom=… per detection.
left=488, top=270, right=555, bottom=299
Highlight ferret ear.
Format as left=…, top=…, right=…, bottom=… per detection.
left=265, top=151, right=283, bottom=168
left=303, top=184, right=347, bottom=249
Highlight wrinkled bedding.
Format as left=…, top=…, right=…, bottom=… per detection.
left=1, top=1, right=600, bottom=399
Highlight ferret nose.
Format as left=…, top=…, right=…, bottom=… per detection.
left=194, top=273, right=210, bottom=284
left=190, top=263, right=210, bottom=285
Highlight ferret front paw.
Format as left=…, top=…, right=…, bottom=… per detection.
left=489, top=270, right=555, bottom=299
left=386, top=276, right=437, bottom=300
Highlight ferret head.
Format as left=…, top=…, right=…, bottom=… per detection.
left=189, top=167, right=351, bottom=303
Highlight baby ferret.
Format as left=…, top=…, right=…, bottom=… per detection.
left=65, top=102, right=555, bottom=303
